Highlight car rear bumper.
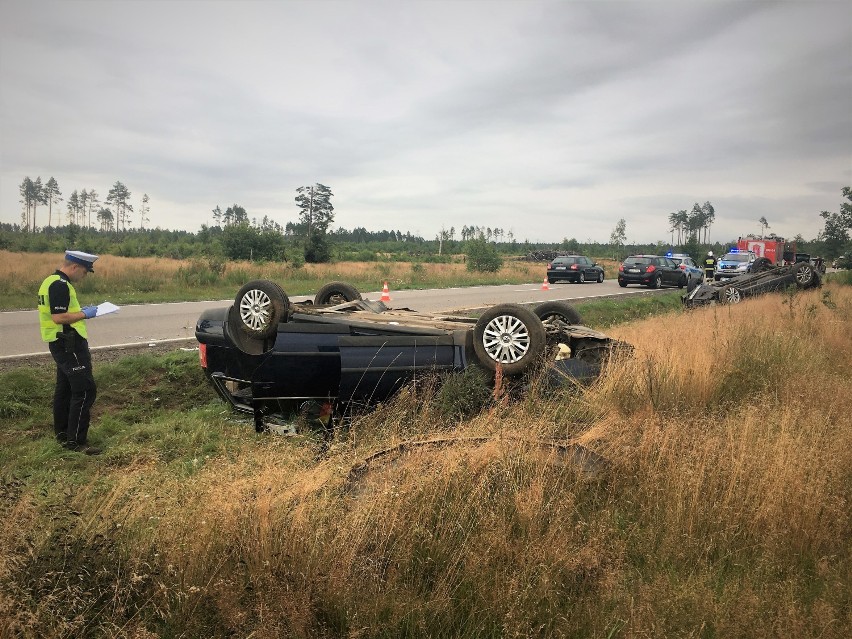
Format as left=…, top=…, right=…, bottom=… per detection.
left=547, top=270, right=580, bottom=282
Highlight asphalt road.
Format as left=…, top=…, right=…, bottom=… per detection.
left=0, top=279, right=665, bottom=359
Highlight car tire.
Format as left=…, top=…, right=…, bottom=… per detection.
left=720, top=286, right=742, bottom=304
left=751, top=257, right=772, bottom=273
left=547, top=277, right=556, bottom=285
left=473, top=304, right=546, bottom=376
left=314, top=281, right=363, bottom=305
left=234, top=280, right=289, bottom=339
left=678, top=274, right=687, bottom=289
left=618, top=280, right=627, bottom=288
left=794, top=262, right=816, bottom=288
left=686, top=276, right=701, bottom=293
left=597, top=271, right=604, bottom=283
left=578, top=272, right=586, bottom=284
left=534, top=301, right=582, bottom=325
left=651, top=274, right=662, bottom=289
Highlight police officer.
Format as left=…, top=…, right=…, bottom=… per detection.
left=38, top=250, right=102, bottom=455
left=704, top=251, right=717, bottom=281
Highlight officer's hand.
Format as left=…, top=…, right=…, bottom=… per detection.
left=82, top=306, right=98, bottom=319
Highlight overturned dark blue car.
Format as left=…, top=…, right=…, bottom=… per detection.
left=196, top=281, right=624, bottom=431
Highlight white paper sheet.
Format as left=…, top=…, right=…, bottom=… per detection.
left=95, top=301, right=120, bottom=316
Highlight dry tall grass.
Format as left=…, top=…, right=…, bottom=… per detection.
left=2, top=285, right=850, bottom=637
left=0, top=250, right=544, bottom=308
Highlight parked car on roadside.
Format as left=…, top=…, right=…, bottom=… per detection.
left=668, top=253, right=704, bottom=287
left=618, top=255, right=687, bottom=289
left=546, top=255, right=605, bottom=284
left=714, top=250, right=757, bottom=281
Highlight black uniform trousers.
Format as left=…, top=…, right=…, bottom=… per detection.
left=48, top=333, right=97, bottom=445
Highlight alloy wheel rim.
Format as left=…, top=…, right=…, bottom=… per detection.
left=239, top=289, right=272, bottom=331
left=481, top=314, right=530, bottom=363
left=795, top=266, right=813, bottom=284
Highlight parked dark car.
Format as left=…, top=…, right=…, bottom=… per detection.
left=683, top=260, right=821, bottom=307
left=617, top=255, right=687, bottom=289
left=546, top=255, right=605, bottom=284
left=196, top=281, right=625, bottom=430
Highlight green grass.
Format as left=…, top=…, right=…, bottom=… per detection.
left=570, top=290, right=685, bottom=327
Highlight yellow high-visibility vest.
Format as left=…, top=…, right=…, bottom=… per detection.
left=37, top=274, right=88, bottom=342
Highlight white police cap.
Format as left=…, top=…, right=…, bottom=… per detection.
left=65, top=250, right=99, bottom=272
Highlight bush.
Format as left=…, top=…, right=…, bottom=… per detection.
left=176, top=260, right=221, bottom=287
left=433, top=366, right=493, bottom=419
left=304, top=234, right=331, bottom=263
left=465, top=238, right=502, bottom=272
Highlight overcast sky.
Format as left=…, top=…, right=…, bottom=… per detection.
left=1, top=0, right=850, bottom=245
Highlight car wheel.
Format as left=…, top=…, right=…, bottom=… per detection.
left=751, top=257, right=772, bottom=273
left=578, top=272, right=586, bottom=284
left=597, top=271, right=604, bottom=283
left=314, top=281, right=363, bottom=305
left=678, top=274, right=687, bottom=289
left=534, top=301, right=582, bottom=325
left=235, top=280, right=289, bottom=339
left=547, top=277, right=556, bottom=285
left=686, top=276, right=701, bottom=293
left=651, top=274, right=662, bottom=289
left=618, top=280, right=627, bottom=288
left=720, top=286, right=742, bottom=304
left=794, top=262, right=816, bottom=288
left=473, top=304, right=546, bottom=376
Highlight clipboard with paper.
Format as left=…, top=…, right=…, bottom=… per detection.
left=95, top=302, right=120, bottom=316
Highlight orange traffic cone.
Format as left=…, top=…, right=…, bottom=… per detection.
left=541, top=277, right=550, bottom=291
left=380, top=281, right=392, bottom=302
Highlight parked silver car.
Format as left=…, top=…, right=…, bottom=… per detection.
left=714, top=250, right=757, bottom=281
left=668, top=253, right=704, bottom=288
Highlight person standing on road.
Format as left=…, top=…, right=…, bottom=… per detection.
left=37, top=250, right=102, bottom=455
left=704, top=251, right=717, bottom=281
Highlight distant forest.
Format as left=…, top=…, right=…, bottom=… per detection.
left=0, top=221, right=830, bottom=265
left=11, top=176, right=848, bottom=263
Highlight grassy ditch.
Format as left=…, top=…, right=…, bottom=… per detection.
left=1, top=285, right=851, bottom=637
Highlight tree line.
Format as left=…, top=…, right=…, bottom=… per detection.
left=667, top=201, right=716, bottom=245
left=18, top=176, right=149, bottom=233
left=11, top=177, right=851, bottom=263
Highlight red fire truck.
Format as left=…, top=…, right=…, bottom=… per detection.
left=736, top=237, right=797, bottom=265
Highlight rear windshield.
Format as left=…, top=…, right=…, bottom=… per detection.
left=552, top=257, right=577, bottom=264
left=722, top=253, right=749, bottom=262
left=624, top=257, right=651, bottom=266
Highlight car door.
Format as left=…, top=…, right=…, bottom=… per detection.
left=579, top=257, right=592, bottom=279
left=661, top=258, right=678, bottom=285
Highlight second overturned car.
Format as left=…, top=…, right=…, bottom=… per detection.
left=683, top=259, right=821, bottom=307
left=196, top=280, right=626, bottom=430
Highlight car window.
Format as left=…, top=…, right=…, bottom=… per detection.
left=624, top=257, right=651, bottom=266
